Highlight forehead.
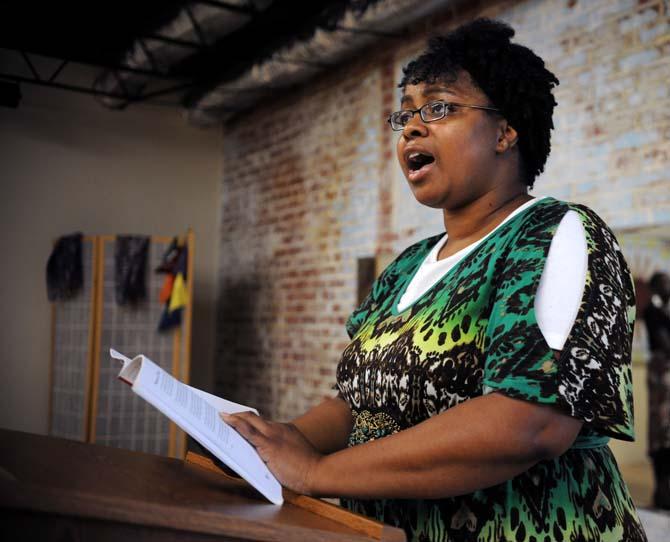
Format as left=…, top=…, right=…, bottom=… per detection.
left=400, top=72, right=484, bottom=104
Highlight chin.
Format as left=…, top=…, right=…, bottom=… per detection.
left=408, top=183, right=448, bottom=209
left=417, top=200, right=447, bottom=210
left=411, top=191, right=448, bottom=209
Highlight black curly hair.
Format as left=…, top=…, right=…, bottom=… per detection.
left=649, top=271, right=670, bottom=294
left=400, top=18, right=559, bottom=188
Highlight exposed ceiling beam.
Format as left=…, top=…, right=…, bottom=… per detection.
left=0, top=1, right=187, bottom=69
left=0, top=73, right=130, bottom=101
left=193, top=1, right=257, bottom=15
left=0, top=0, right=460, bottom=123
left=176, top=0, right=353, bottom=106
left=143, top=33, right=207, bottom=51
left=0, top=48, right=190, bottom=81
left=187, top=0, right=459, bottom=124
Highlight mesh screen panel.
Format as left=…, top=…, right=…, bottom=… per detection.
left=94, top=238, right=177, bottom=455
left=49, top=239, right=94, bottom=441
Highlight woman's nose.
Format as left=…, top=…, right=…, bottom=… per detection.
left=402, top=116, right=428, bottom=138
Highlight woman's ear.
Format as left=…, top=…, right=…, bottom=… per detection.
left=496, top=120, right=519, bottom=153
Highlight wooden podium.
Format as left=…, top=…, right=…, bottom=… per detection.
left=0, top=429, right=405, bottom=541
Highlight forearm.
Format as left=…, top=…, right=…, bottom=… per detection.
left=291, top=396, right=353, bottom=454
left=309, top=393, right=582, bottom=499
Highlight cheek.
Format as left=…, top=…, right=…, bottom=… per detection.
left=396, top=138, right=406, bottom=168
left=446, top=126, right=495, bottom=167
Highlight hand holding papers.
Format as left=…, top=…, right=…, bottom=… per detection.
left=110, top=348, right=283, bottom=505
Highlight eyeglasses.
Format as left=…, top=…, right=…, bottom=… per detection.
left=387, top=100, right=500, bottom=131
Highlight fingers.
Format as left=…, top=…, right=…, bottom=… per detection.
left=220, top=412, right=276, bottom=464
left=226, top=411, right=272, bottom=433
left=220, top=411, right=271, bottom=443
left=222, top=415, right=262, bottom=448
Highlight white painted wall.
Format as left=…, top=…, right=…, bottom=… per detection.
left=0, top=80, right=222, bottom=435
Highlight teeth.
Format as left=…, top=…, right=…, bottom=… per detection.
left=407, top=151, right=432, bottom=161
left=406, top=150, right=435, bottom=172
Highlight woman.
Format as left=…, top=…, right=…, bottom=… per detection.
left=644, top=271, right=670, bottom=509
left=222, top=18, right=646, bottom=542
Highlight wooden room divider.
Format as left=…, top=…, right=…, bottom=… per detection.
left=48, top=231, right=194, bottom=459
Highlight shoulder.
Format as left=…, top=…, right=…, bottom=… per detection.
left=516, top=197, right=611, bottom=227
left=564, top=201, right=615, bottom=235
left=516, top=198, right=622, bottom=249
left=540, top=199, right=633, bottom=288
left=491, top=198, right=571, bottom=263
left=501, top=198, right=570, bottom=244
left=562, top=202, right=630, bottom=277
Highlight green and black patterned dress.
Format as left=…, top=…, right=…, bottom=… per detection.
left=336, top=198, right=646, bottom=542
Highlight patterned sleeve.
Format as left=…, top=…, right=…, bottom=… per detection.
left=482, top=204, right=636, bottom=440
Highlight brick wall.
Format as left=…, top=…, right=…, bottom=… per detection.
left=216, top=0, right=670, bottom=421
left=217, top=62, right=389, bottom=418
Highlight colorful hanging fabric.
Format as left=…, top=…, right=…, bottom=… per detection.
left=156, top=236, right=188, bottom=332
left=158, top=274, right=175, bottom=304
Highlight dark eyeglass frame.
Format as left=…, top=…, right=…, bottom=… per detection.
left=387, top=100, right=500, bottom=131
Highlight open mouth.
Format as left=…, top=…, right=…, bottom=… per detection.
left=407, top=151, right=435, bottom=171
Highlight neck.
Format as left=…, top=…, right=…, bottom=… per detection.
left=441, top=189, right=531, bottom=250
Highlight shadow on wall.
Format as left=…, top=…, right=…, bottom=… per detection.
left=215, top=274, right=273, bottom=413
left=189, top=276, right=217, bottom=391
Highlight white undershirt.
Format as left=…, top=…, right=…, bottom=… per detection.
left=396, top=198, right=588, bottom=350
